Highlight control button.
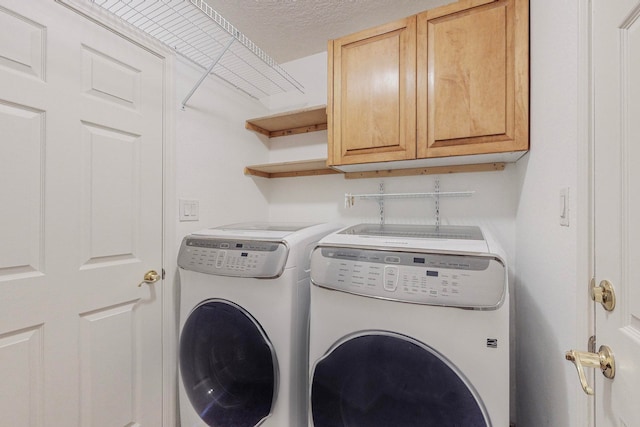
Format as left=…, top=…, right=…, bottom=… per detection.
left=384, top=256, right=401, bottom=264
left=384, top=266, right=399, bottom=291
left=215, top=250, right=227, bottom=268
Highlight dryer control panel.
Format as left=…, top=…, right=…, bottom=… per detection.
left=310, top=246, right=506, bottom=309
left=178, top=237, right=289, bottom=278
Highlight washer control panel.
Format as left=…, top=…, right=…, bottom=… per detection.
left=178, top=237, right=288, bottom=278
left=310, top=246, right=506, bottom=308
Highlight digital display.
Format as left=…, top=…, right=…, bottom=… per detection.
left=241, top=252, right=248, bottom=257
left=413, top=257, right=425, bottom=264
left=236, top=243, right=243, bottom=248
left=427, top=270, right=439, bottom=277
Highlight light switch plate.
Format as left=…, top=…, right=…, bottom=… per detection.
left=559, top=188, right=569, bottom=227
left=179, top=199, right=199, bottom=222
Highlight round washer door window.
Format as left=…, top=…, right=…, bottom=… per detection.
left=311, top=333, right=489, bottom=427
left=180, top=299, right=277, bottom=427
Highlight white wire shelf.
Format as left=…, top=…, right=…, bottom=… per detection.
left=90, top=0, right=305, bottom=103
left=345, top=180, right=474, bottom=225
left=344, top=191, right=475, bottom=207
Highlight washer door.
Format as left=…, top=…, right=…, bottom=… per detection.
left=311, top=332, right=489, bottom=427
left=180, top=299, right=277, bottom=427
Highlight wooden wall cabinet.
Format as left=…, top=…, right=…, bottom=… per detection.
left=328, top=0, right=529, bottom=170
left=328, top=16, right=417, bottom=166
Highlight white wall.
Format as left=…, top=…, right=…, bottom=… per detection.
left=175, top=57, right=272, bottom=247
left=514, top=0, right=584, bottom=426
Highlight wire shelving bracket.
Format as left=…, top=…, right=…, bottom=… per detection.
left=344, top=178, right=474, bottom=225
left=90, top=0, right=305, bottom=105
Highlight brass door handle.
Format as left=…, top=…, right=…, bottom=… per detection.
left=565, top=345, right=615, bottom=395
left=138, top=270, right=161, bottom=287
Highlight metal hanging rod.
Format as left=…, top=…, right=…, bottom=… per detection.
left=90, top=0, right=305, bottom=103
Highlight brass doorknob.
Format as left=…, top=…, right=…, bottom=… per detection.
left=138, top=270, right=161, bottom=287
left=565, top=345, right=615, bottom=395
left=591, top=279, right=616, bottom=311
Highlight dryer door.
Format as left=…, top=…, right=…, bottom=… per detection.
left=180, top=299, right=277, bottom=427
left=311, top=332, right=489, bottom=427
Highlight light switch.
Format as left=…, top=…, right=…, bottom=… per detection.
left=559, top=188, right=569, bottom=227
left=179, top=199, right=199, bottom=222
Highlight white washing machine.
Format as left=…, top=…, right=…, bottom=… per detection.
left=309, top=223, right=509, bottom=427
left=177, top=222, right=340, bottom=427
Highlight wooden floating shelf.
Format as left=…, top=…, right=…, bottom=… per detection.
left=245, top=105, right=327, bottom=138
left=342, top=162, right=506, bottom=179
left=245, top=160, right=506, bottom=179
left=244, top=158, right=340, bottom=179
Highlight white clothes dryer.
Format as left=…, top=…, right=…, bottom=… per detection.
left=309, top=223, right=509, bottom=427
left=177, top=222, right=340, bottom=427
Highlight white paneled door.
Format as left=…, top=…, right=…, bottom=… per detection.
left=593, top=0, right=640, bottom=425
left=0, top=1, right=164, bottom=426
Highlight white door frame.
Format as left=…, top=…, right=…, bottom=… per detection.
left=577, top=0, right=595, bottom=425
left=54, top=1, right=178, bottom=425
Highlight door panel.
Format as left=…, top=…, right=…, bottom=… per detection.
left=594, top=0, right=640, bottom=425
left=81, top=45, right=141, bottom=109
left=0, top=325, right=44, bottom=427
left=0, top=5, right=45, bottom=79
left=0, top=1, right=164, bottom=425
left=0, top=101, right=45, bottom=279
left=79, top=301, right=139, bottom=427
left=80, top=122, right=141, bottom=266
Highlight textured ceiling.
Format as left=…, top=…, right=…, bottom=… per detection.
left=202, top=0, right=451, bottom=63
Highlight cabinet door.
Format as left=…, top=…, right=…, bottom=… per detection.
left=328, top=17, right=416, bottom=166
left=417, top=0, right=529, bottom=158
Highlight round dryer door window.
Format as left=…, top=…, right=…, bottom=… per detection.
left=311, top=332, right=489, bottom=427
left=180, top=299, right=277, bottom=427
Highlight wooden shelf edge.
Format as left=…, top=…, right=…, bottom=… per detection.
left=269, top=123, right=328, bottom=138
left=245, top=105, right=327, bottom=138
left=245, top=160, right=506, bottom=179
left=244, top=158, right=341, bottom=179
left=343, top=162, right=506, bottom=179
left=245, top=168, right=340, bottom=179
